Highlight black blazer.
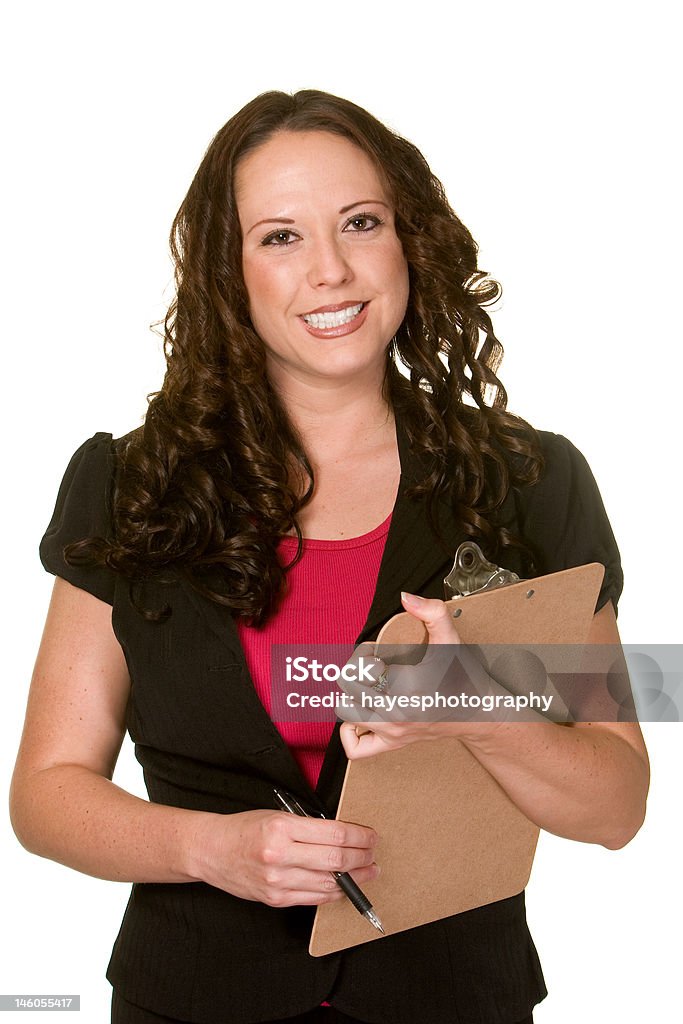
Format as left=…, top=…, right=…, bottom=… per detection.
left=40, top=427, right=622, bottom=1024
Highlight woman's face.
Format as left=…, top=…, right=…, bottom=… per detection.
left=235, top=130, right=409, bottom=391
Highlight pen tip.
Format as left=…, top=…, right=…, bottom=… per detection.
left=365, top=909, right=385, bottom=935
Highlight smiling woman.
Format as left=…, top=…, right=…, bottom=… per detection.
left=10, top=90, right=648, bottom=1024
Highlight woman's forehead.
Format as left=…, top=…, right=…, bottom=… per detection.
left=234, top=130, right=390, bottom=222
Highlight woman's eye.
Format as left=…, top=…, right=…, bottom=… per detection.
left=343, top=213, right=383, bottom=233
left=261, top=230, right=299, bottom=247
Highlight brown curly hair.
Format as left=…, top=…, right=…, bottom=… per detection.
left=67, top=89, right=543, bottom=624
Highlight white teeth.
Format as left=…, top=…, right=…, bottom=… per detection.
left=302, top=303, right=363, bottom=329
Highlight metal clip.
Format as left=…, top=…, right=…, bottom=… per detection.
left=444, top=541, right=520, bottom=599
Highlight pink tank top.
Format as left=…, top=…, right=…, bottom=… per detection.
left=237, top=514, right=391, bottom=787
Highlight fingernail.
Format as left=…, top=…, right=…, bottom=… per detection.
left=401, top=591, right=424, bottom=605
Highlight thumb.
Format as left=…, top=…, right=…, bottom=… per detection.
left=400, top=592, right=461, bottom=645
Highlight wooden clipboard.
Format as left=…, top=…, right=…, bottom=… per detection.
left=309, top=562, right=605, bottom=956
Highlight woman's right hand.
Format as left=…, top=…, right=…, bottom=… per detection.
left=189, top=808, right=380, bottom=907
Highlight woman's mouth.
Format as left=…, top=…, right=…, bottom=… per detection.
left=300, top=302, right=368, bottom=338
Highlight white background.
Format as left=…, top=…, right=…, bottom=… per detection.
left=2, top=1, right=681, bottom=1021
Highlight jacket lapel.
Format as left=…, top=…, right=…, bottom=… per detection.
left=179, top=579, right=311, bottom=792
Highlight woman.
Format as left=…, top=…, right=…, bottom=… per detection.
left=10, top=90, right=649, bottom=1024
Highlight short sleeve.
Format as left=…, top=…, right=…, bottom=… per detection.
left=39, top=432, right=118, bottom=605
left=519, top=433, right=623, bottom=612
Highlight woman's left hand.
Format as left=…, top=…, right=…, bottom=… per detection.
left=339, top=592, right=496, bottom=760
left=341, top=597, right=649, bottom=848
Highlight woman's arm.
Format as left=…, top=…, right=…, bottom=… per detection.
left=11, top=577, right=211, bottom=881
left=340, top=595, right=650, bottom=850
left=11, top=578, right=379, bottom=904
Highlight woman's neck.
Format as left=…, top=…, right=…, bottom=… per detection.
left=273, top=372, right=394, bottom=466
left=270, top=368, right=400, bottom=539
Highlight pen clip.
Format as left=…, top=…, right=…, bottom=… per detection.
left=273, top=789, right=326, bottom=819
left=273, top=789, right=302, bottom=815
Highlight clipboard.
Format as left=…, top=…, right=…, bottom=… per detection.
left=309, top=560, right=605, bottom=956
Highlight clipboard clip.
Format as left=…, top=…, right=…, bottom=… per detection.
left=444, top=541, right=520, bottom=599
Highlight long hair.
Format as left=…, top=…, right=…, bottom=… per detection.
left=66, top=89, right=543, bottom=624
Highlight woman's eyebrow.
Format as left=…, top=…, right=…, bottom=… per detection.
left=339, top=199, right=389, bottom=213
left=247, top=217, right=295, bottom=236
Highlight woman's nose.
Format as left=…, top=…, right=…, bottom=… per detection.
left=306, top=236, right=353, bottom=289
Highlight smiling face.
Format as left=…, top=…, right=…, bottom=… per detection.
left=235, top=130, right=409, bottom=392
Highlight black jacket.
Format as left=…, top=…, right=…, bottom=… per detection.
left=40, top=427, right=622, bottom=1024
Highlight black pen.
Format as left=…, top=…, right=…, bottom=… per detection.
left=273, top=788, right=385, bottom=935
